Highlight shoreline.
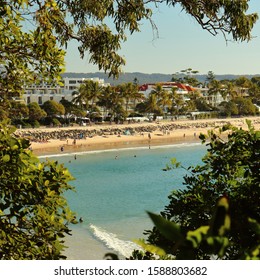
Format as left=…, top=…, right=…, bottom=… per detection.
left=34, top=134, right=202, bottom=157
left=15, top=117, right=260, bottom=156
left=37, top=138, right=203, bottom=158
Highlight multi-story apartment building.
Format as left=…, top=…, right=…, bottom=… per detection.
left=23, top=77, right=110, bottom=105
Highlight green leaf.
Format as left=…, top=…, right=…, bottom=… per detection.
left=134, top=239, right=166, bottom=257
left=199, top=133, right=206, bottom=143
left=210, top=196, right=230, bottom=236
left=186, top=226, right=209, bottom=248
left=11, top=144, right=19, bottom=150
left=2, top=154, right=10, bottom=162
left=147, top=211, right=184, bottom=243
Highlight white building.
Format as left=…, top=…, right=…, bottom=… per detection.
left=62, top=77, right=108, bottom=92
left=23, top=77, right=109, bottom=105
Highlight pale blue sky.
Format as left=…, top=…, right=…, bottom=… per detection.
left=65, top=1, right=260, bottom=75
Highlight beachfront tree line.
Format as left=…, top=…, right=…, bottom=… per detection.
left=0, top=75, right=259, bottom=127
left=0, top=0, right=259, bottom=260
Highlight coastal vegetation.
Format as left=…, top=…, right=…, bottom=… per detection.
left=0, top=0, right=259, bottom=260
left=0, top=121, right=76, bottom=259
left=0, top=75, right=259, bottom=128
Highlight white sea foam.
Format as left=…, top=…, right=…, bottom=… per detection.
left=89, top=224, right=142, bottom=258
left=38, top=142, right=202, bottom=159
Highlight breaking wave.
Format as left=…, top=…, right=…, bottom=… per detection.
left=89, top=224, right=142, bottom=258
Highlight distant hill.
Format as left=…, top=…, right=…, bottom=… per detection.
left=62, top=72, right=173, bottom=85
left=62, top=72, right=260, bottom=86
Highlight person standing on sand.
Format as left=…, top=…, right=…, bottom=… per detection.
left=148, top=132, right=152, bottom=149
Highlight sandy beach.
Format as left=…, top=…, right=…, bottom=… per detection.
left=15, top=117, right=260, bottom=156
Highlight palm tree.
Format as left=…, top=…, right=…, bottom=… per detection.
left=97, top=86, right=125, bottom=122
left=72, top=80, right=101, bottom=112
left=150, top=83, right=164, bottom=98
left=150, top=83, right=170, bottom=117
left=144, top=92, right=162, bottom=120
left=72, top=89, right=85, bottom=110
left=88, top=80, right=102, bottom=108
left=132, top=90, right=145, bottom=107
left=208, top=80, right=221, bottom=107
left=117, top=82, right=136, bottom=116
left=158, top=89, right=171, bottom=118
left=97, top=86, right=113, bottom=119
left=169, top=87, right=184, bottom=117
left=109, top=87, right=125, bottom=122
left=223, top=81, right=237, bottom=101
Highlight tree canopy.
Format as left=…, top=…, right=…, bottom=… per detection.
left=0, top=121, right=76, bottom=259
left=42, top=100, right=65, bottom=117
left=27, top=102, right=47, bottom=121
left=0, top=0, right=258, bottom=97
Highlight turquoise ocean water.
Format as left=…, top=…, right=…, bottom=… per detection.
left=40, top=143, right=206, bottom=259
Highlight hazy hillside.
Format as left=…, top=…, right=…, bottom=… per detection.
left=62, top=72, right=260, bottom=85
left=62, top=72, right=173, bottom=85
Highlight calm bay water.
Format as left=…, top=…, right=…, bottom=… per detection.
left=40, top=143, right=206, bottom=259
